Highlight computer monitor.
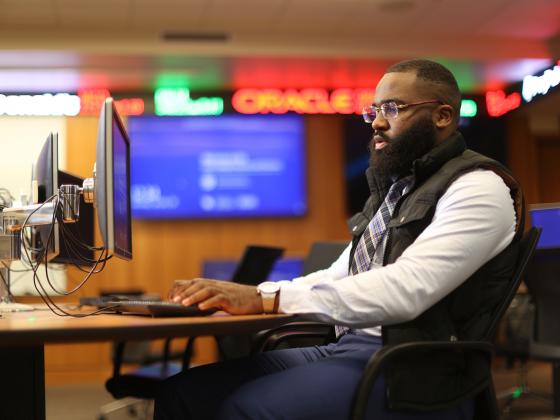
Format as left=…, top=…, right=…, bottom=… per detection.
left=33, top=132, right=58, bottom=203
left=30, top=132, right=60, bottom=261
left=529, top=203, right=560, bottom=249
left=95, top=97, right=132, bottom=260
left=51, top=170, right=94, bottom=265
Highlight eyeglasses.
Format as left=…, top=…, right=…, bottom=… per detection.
left=362, top=100, right=442, bottom=123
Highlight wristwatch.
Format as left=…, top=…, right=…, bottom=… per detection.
left=256, top=281, right=281, bottom=314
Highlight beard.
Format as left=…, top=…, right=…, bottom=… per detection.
left=369, top=117, right=438, bottom=181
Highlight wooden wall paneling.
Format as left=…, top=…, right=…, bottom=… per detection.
left=506, top=114, right=541, bottom=207
left=64, top=117, right=98, bottom=179
left=535, top=135, right=560, bottom=203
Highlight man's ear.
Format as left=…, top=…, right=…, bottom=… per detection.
left=433, top=104, right=454, bottom=128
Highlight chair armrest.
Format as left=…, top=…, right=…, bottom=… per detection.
left=251, top=321, right=334, bottom=354
left=351, top=340, right=494, bottom=420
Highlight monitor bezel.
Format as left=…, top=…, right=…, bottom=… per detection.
left=529, top=202, right=560, bottom=210
left=96, top=98, right=132, bottom=260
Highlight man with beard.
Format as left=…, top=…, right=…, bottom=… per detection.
left=155, top=59, right=522, bottom=420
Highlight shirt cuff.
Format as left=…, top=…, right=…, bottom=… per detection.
left=278, top=282, right=313, bottom=314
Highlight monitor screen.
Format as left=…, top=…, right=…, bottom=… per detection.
left=128, top=115, right=306, bottom=219
left=96, top=98, right=132, bottom=260
left=529, top=204, right=560, bottom=249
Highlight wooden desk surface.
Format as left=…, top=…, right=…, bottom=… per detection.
left=0, top=306, right=298, bottom=347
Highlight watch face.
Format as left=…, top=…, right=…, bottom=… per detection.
left=259, top=282, right=280, bottom=294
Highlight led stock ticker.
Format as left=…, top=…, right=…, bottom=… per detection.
left=522, top=62, right=560, bottom=103
left=0, top=93, right=81, bottom=116
left=0, top=90, right=144, bottom=117
left=79, top=89, right=145, bottom=116
left=154, top=88, right=224, bottom=116
left=232, top=88, right=375, bottom=115
left=485, top=90, right=521, bottom=117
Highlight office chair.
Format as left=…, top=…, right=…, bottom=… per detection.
left=99, top=337, right=196, bottom=420
left=252, top=241, right=348, bottom=352
left=301, top=241, right=348, bottom=275
left=253, top=228, right=541, bottom=420
left=523, top=247, right=560, bottom=417
left=494, top=293, right=542, bottom=416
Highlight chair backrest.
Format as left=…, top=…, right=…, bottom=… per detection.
left=302, top=241, right=348, bottom=276
left=230, top=245, right=284, bottom=285
left=485, top=227, right=541, bottom=340
left=524, top=246, right=560, bottom=346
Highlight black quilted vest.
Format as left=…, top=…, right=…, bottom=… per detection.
left=347, top=131, right=523, bottom=410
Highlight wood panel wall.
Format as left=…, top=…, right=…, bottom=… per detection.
left=44, top=114, right=351, bottom=384
left=506, top=114, right=560, bottom=207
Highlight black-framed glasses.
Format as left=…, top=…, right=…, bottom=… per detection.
left=362, top=100, right=442, bottom=123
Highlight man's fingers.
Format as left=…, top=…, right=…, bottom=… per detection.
left=170, top=279, right=206, bottom=302
left=180, top=287, right=216, bottom=306
left=168, top=281, right=187, bottom=300
left=198, top=294, right=227, bottom=311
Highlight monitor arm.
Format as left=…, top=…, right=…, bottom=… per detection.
left=0, top=173, right=96, bottom=307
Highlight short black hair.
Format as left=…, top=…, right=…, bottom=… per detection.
left=385, top=59, right=461, bottom=123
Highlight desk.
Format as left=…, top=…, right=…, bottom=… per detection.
left=0, top=307, right=297, bottom=420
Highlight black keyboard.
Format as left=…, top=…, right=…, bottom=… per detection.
left=79, top=294, right=160, bottom=306
left=101, top=300, right=217, bottom=317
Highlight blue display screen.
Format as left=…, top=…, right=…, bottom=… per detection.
left=128, top=115, right=306, bottom=219
left=530, top=206, right=560, bottom=249
left=112, top=116, right=132, bottom=257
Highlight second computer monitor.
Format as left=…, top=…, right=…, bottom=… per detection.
left=31, top=132, right=60, bottom=261
left=96, top=97, right=132, bottom=260
left=529, top=203, right=560, bottom=249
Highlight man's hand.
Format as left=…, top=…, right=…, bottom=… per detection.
left=168, top=279, right=264, bottom=315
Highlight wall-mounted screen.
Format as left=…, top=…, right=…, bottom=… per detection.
left=128, top=115, right=306, bottom=219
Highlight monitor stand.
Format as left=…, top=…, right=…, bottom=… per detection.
left=0, top=266, right=35, bottom=312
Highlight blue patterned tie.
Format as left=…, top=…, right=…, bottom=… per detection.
left=335, top=176, right=412, bottom=338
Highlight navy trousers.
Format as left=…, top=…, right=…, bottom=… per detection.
left=154, top=334, right=474, bottom=420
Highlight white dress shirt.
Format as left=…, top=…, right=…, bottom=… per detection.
left=276, top=170, right=516, bottom=337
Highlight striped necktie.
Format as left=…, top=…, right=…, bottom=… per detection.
left=350, top=176, right=412, bottom=275
left=335, top=176, right=412, bottom=338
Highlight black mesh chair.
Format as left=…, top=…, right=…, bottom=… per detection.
left=301, top=241, right=348, bottom=275
left=253, top=228, right=541, bottom=420
left=100, top=337, right=196, bottom=419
